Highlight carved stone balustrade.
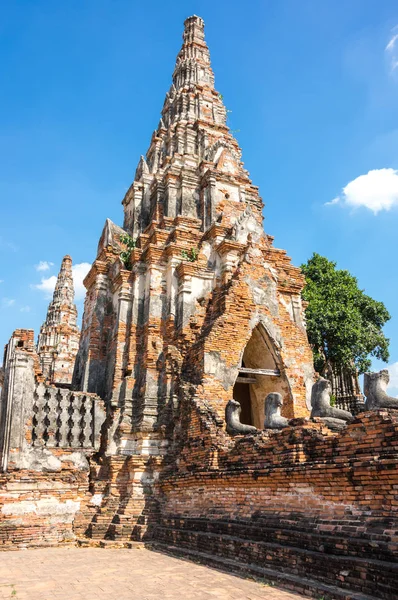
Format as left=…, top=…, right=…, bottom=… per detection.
left=32, top=384, right=105, bottom=450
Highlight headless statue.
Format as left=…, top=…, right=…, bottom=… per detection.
left=264, top=392, right=288, bottom=429
left=225, top=399, right=257, bottom=436
left=364, top=370, right=398, bottom=411
left=311, top=377, right=353, bottom=430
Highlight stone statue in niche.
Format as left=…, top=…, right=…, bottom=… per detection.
left=364, top=370, right=398, bottom=410
left=311, top=377, right=353, bottom=430
left=264, top=392, right=289, bottom=429
left=225, top=399, right=257, bottom=436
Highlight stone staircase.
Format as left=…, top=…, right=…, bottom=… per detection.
left=76, top=493, right=159, bottom=543
left=74, top=469, right=160, bottom=544
left=152, top=516, right=398, bottom=600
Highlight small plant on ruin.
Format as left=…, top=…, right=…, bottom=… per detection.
left=181, top=248, right=198, bottom=263
left=330, top=394, right=337, bottom=407
left=119, top=233, right=136, bottom=270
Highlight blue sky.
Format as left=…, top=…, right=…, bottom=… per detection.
left=1, top=0, right=398, bottom=394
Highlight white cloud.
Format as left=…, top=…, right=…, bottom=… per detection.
left=2, top=298, right=15, bottom=308
left=72, top=262, right=91, bottom=300
left=385, top=28, right=398, bottom=72
left=328, top=168, right=398, bottom=214
left=32, top=262, right=91, bottom=301
left=35, top=260, right=54, bottom=272
left=33, top=275, right=57, bottom=298
left=324, top=197, right=340, bottom=207
left=20, top=306, right=31, bottom=313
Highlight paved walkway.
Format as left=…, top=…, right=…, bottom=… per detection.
left=0, top=546, right=306, bottom=600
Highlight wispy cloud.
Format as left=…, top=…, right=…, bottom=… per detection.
left=35, top=260, right=54, bottom=272
left=32, top=262, right=91, bottom=301
left=327, top=168, right=398, bottom=214
left=385, top=26, right=398, bottom=72
left=0, top=237, right=18, bottom=253
left=2, top=298, right=15, bottom=308
left=324, top=197, right=340, bottom=207
left=20, top=305, right=31, bottom=313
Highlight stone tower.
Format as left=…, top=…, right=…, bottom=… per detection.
left=72, top=15, right=314, bottom=455
left=37, top=255, right=80, bottom=386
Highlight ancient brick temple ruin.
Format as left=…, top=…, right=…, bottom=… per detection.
left=1, top=16, right=398, bottom=600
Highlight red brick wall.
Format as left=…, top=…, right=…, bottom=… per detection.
left=155, top=404, right=398, bottom=597
left=0, top=457, right=90, bottom=550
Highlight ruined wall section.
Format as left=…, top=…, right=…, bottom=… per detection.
left=1, top=330, right=105, bottom=472
left=0, top=461, right=91, bottom=550
left=156, top=409, right=398, bottom=598
left=0, top=329, right=107, bottom=549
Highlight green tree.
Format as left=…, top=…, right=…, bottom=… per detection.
left=301, top=253, right=390, bottom=375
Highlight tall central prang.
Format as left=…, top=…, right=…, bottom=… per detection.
left=72, top=15, right=314, bottom=457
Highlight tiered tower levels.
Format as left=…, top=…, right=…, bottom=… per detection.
left=37, top=255, right=80, bottom=386
left=122, top=15, right=257, bottom=236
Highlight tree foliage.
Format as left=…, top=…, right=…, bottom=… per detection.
left=301, top=253, right=390, bottom=375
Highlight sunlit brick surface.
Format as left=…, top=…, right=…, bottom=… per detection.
left=0, top=547, right=304, bottom=600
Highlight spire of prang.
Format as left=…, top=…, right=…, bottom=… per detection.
left=51, top=255, right=75, bottom=310
left=172, top=15, right=215, bottom=90
left=37, top=255, right=80, bottom=386
left=123, top=16, right=255, bottom=236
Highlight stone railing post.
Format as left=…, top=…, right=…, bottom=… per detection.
left=0, top=345, right=36, bottom=471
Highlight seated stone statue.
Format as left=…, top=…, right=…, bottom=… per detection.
left=264, top=392, right=289, bottom=429
left=364, top=370, right=398, bottom=410
left=225, top=399, right=257, bottom=436
left=311, top=377, right=353, bottom=430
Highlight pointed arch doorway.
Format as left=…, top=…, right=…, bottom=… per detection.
left=232, top=324, right=292, bottom=428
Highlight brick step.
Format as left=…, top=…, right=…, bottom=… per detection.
left=106, top=523, right=148, bottom=541
left=111, top=513, right=148, bottom=523
left=160, top=516, right=397, bottom=563
left=149, top=541, right=375, bottom=600
left=85, top=515, right=151, bottom=542
left=95, top=501, right=120, bottom=515
left=117, top=506, right=159, bottom=517
left=154, top=525, right=398, bottom=600
left=250, top=514, right=398, bottom=549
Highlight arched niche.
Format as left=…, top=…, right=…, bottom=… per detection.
left=232, top=323, right=292, bottom=428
